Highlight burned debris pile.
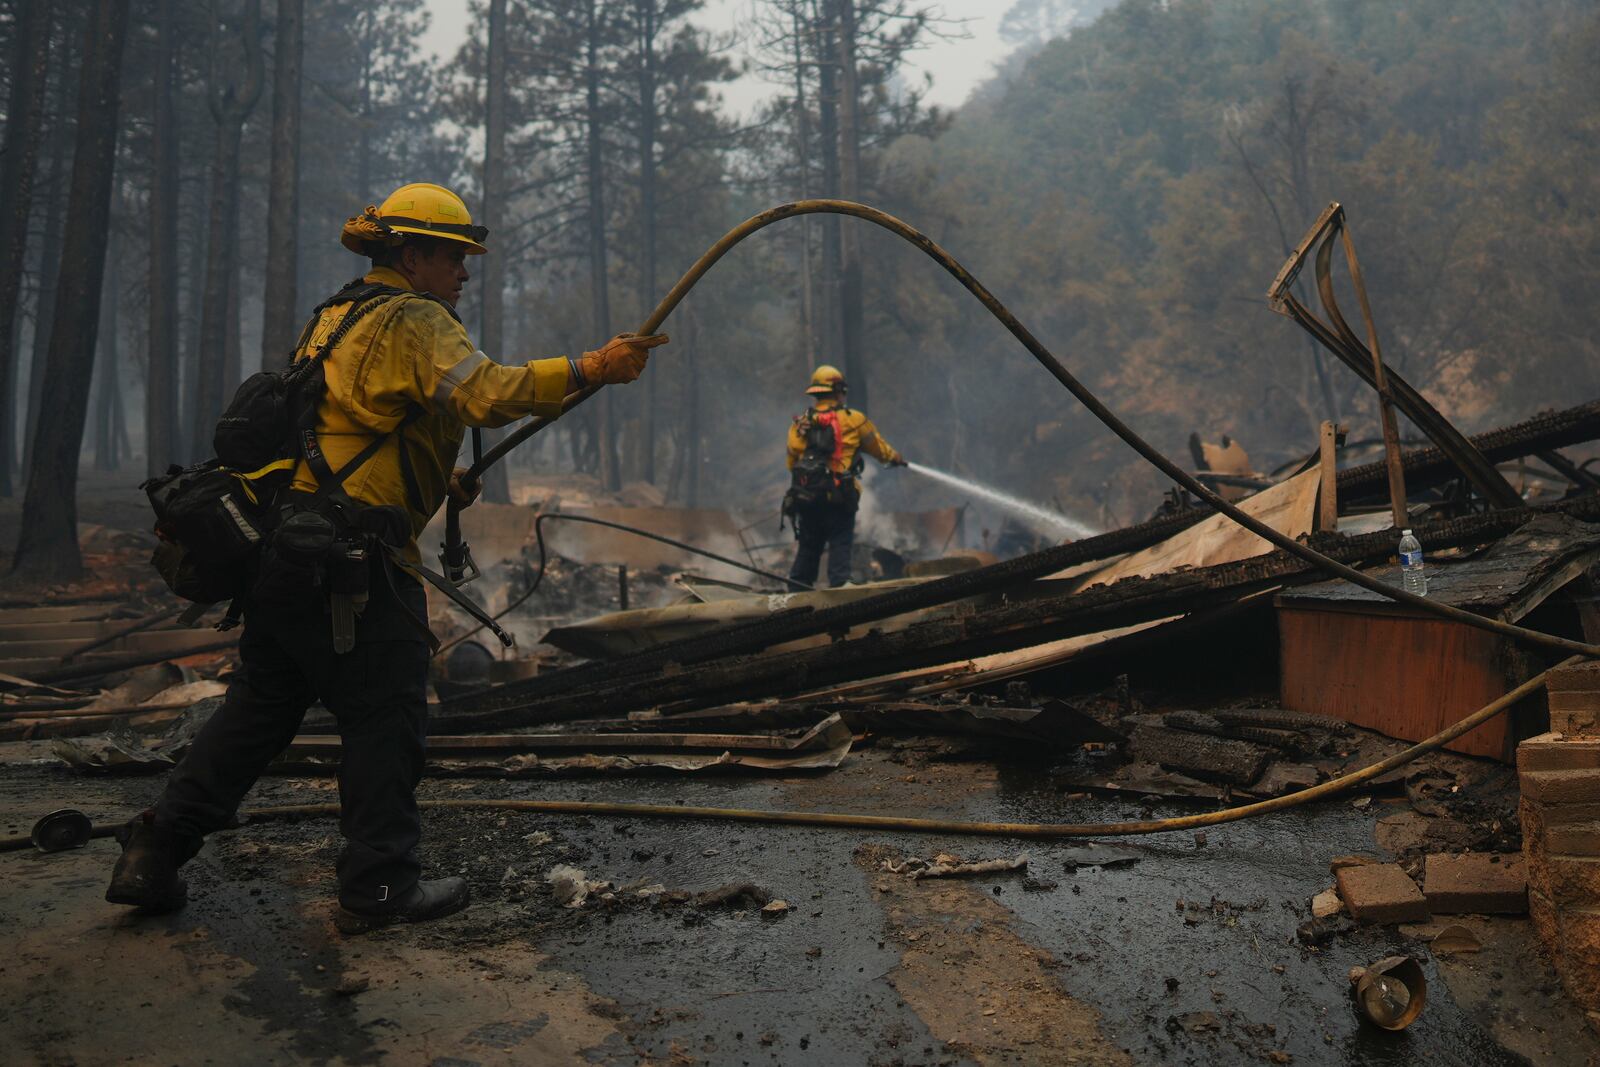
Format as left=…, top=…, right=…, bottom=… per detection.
left=13, top=394, right=1600, bottom=797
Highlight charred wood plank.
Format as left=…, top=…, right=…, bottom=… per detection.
left=441, top=505, right=1214, bottom=712
left=438, top=498, right=1600, bottom=734
left=1126, top=723, right=1272, bottom=785
left=1339, top=400, right=1600, bottom=503
left=448, top=408, right=1600, bottom=718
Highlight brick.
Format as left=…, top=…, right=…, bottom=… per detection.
left=1540, top=801, right=1600, bottom=826
left=1554, top=707, right=1600, bottom=736
left=1553, top=905, right=1600, bottom=1011
left=1335, top=862, right=1431, bottom=925
left=1518, top=734, right=1600, bottom=772
left=1524, top=815, right=1551, bottom=899
left=1548, top=660, right=1600, bottom=693
left=1550, top=690, right=1600, bottom=715
left=1530, top=886, right=1560, bottom=949
left=1520, top=769, right=1600, bottom=805
left=1548, top=854, right=1600, bottom=908
left=1545, top=821, right=1600, bottom=856
left=1422, top=853, right=1527, bottom=914
left=1521, top=796, right=1547, bottom=845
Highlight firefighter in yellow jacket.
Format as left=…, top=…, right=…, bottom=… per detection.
left=785, top=365, right=905, bottom=588
left=108, top=183, right=665, bottom=930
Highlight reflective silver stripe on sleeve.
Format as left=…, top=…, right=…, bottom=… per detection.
left=433, top=348, right=492, bottom=408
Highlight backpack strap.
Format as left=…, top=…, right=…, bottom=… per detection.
left=301, top=404, right=427, bottom=503
left=293, top=284, right=436, bottom=507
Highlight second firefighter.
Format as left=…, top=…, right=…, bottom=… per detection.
left=784, top=365, right=905, bottom=589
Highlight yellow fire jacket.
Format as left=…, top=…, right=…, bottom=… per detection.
left=289, top=266, right=570, bottom=557
left=785, top=397, right=902, bottom=492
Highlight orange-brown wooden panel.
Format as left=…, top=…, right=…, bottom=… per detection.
left=1278, top=605, right=1512, bottom=761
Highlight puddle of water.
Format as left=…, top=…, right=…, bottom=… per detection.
left=984, top=764, right=1532, bottom=1066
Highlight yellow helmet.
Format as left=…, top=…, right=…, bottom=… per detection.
left=805, top=364, right=846, bottom=395
left=340, top=182, right=488, bottom=256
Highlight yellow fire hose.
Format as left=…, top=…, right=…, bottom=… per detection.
left=1, top=660, right=1563, bottom=853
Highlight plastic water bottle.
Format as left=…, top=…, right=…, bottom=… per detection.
left=1399, top=528, right=1427, bottom=596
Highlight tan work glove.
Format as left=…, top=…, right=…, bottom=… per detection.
left=578, top=333, right=669, bottom=386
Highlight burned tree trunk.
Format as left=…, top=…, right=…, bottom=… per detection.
left=789, top=0, right=817, bottom=368
left=23, top=61, right=73, bottom=474
left=191, top=0, right=263, bottom=459
left=12, top=0, right=132, bottom=582
left=635, top=0, right=659, bottom=486
left=815, top=8, right=843, bottom=360
left=476, top=0, right=511, bottom=504
left=0, top=1, right=51, bottom=497
left=585, top=0, right=621, bottom=492
left=684, top=306, right=701, bottom=508
left=94, top=247, right=122, bottom=473
left=834, top=0, right=866, bottom=410
left=146, top=0, right=181, bottom=475
left=259, top=0, right=302, bottom=370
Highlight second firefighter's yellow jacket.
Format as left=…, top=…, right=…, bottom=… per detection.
left=289, top=266, right=570, bottom=557
left=785, top=397, right=902, bottom=491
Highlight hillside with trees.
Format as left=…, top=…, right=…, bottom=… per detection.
left=2, top=0, right=1597, bottom=574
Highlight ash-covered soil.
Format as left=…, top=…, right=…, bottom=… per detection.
left=0, top=733, right=1593, bottom=1066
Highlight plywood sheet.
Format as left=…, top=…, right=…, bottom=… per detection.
left=1065, top=467, right=1321, bottom=590
left=1278, top=606, right=1515, bottom=761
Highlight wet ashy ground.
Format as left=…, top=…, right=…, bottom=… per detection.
left=1, top=738, right=1594, bottom=1066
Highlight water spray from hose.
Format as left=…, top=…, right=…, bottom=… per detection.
left=904, top=462, right=1097, bottom=540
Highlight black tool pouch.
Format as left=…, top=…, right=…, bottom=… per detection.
left=250, top=507, right=337, bottom=613
left=144, top=461, right=282, bottom=604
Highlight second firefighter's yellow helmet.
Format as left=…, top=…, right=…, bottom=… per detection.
left=341, top=182, right=489, bottom=256
left=805, top=364, right=846, bottom=395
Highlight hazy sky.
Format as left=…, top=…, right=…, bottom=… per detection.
left=418, top=1, right=1016, bottom=115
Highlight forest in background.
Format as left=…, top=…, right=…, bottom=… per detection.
left=1, top=0, right=1596, bottom=577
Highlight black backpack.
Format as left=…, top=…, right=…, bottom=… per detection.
left=142, top=280, right=412, bottom=611
left=786, top=407, right=859, bottom=509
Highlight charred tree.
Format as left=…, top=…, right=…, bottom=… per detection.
left=191, top=0, right=263, bottom=459
left=789, top=0, right=816, bottom=364
left=93, top=244, right=122, bottom=472
left=259, top=0, right=302, bottom=369
left=13, top=0, right=132, bottom=581
left=634, top=0, right=660, bottom=485
left=476, top=0, right=511, bottom=504
left=815, top=5, right=843, bottom=361
left=0, top=1, right=52, bottom=497
left=23, top=43, right=75, bottom=474
left=146, top=0, right=181, bottom=475
left=684, top=305, right=701, bottom=507
left=834, top=0, right=866, bottom=409
left=585, top=0, right=621, bottom=492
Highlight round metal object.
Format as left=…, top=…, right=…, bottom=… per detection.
left=1349, top=955, right=1427, bottom=1031
left=31, top=809, right=93, bottom=853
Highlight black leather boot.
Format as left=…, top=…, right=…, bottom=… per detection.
left=336, top=877, right=470, bottom=934
left=105, top=813, right=195, bottom=913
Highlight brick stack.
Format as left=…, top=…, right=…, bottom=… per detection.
left=1520, top=659, right=1600, bottom=1016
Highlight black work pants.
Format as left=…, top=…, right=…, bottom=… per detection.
left=789, top=501, right=857, bottom=589
left=154, top=580, right=430, bottom=910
